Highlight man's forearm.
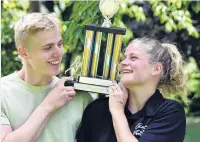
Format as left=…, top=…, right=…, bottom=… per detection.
left=3, top=105, right=53, bottom=142
left=111, top=111, right=138, bottom=142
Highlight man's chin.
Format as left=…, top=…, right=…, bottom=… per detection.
left=50, top=70, right=60, bottom=76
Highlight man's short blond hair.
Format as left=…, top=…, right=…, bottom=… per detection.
left=14, top=13, right=61, bottom=48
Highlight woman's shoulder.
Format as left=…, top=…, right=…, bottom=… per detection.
left=156, top=98, right=185, bottom=119
left=88, top=97, right=109, bottom=108
left=84, top=97, right=109, bottom=114
left=162, top=99, right=184, bottom=111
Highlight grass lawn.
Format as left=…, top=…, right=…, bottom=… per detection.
left=184, top=122, right=200, bottom=142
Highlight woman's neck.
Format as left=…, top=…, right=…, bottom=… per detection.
left=18, top=67, right=53, bottom=86
left=127, top=85, right=157, bottom=114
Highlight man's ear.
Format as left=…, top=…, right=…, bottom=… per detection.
left=152, top=63, right=162, bottom=75
left=17, top=46, right=28, bottom=58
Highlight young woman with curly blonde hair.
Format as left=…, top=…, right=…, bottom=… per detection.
left=77, top=37, right=186, bottom=142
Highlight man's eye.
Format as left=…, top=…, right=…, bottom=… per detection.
left=44, top=46, right=52, bottom=50
left=58, top=43, right=63, bottom=47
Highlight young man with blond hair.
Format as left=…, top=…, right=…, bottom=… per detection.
left=1, top=13, right=92, bottom=142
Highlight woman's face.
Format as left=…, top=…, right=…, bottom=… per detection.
left=119, top=43, right=153, bottom=87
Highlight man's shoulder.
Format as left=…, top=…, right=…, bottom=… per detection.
left=1, top=73, right=20, bottom=108
left=1, top=73, right=18, bottom=88
left=1, top=72, right=17, bottom=82
left=76, top=91, right=93, bottom=100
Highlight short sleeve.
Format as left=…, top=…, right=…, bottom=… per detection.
left=139, top=102, right=186, bottom=142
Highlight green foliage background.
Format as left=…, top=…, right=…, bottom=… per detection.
left=1, top=0, right=200, bottom=117
left=1, top=1, right=200, bottom=141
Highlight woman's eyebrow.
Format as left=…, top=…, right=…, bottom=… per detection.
left=125, top=53, right=139, bottom=56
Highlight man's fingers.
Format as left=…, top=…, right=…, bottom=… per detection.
left=61, top=90, right=76, bottom=98
left=67, top=91, right=76, bottom=97
left=65, top=86, right=75, bottom=91
left=67, top=97, right=74, bottom=102
left=58, top=77, right=73, bottom=85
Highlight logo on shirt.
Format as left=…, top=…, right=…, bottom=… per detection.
left=133, top=123, right=148, bottom=137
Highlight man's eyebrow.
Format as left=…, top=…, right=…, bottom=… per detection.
left=42, top=39, right=63, bottom=47
left=42, top=43, right=54, bottom=47
left=58, top=39, right=63, bottom=43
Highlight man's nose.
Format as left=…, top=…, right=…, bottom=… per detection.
left=52, top=46, right=63, bottom=58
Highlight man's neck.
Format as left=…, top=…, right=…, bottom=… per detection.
left=18, top=67, right=53, bottom=86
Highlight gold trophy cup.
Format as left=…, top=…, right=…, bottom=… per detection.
left=65, top=0, right=126, bottom=94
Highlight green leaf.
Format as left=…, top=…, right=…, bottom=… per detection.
left=165, top=22, right=172, bottom=32
left=191, top=1, right=200, bottom=14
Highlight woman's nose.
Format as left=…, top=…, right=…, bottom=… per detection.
left=120, top=58, right=128, bottom=65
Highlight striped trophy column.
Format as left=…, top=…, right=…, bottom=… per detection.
left=81, top=30, right=94, bottom=77
left=90, top=32, right=102, bottom=77
left=110, top=34, right=122, bottom=81
left=102, top=33, right=114, bottom=80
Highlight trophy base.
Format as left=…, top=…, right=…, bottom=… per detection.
left=64, top=76, right=114, bottom=95
left=74, top=82, right=109, bottom=94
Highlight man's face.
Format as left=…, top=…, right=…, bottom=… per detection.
left=24, top=28, right=64, bottom=77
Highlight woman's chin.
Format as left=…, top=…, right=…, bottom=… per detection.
left=120, top=79, right=133, bottom=87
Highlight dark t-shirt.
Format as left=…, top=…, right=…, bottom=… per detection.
left=76, top=90, right=186, bottom=142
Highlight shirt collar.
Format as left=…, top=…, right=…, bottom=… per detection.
left=125, top=89, right=165, bottom=119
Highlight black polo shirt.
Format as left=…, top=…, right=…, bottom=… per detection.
left=76, top=90, right=186, bottom=142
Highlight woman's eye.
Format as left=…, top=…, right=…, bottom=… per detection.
left=131, top=56, right=137, bottom=60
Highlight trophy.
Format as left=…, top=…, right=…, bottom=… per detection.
left=65, top=0, right=126, bottom=94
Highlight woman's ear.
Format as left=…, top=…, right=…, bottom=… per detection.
left=152, top=63, right=162, bottom=75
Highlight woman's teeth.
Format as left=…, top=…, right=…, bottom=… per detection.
left=122, top=70, right=133, bottom=74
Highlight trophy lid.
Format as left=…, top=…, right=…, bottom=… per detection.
left=99, top=0, right=119, bottom=27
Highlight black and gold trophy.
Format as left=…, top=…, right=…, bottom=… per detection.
left=65, top=0, right=126, bottom=94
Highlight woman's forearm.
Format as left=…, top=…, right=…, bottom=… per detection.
left=111, top=111, right=138, bottom=142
